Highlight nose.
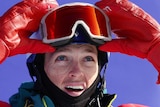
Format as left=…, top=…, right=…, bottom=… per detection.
left=69, top=62, right=83, bottom=77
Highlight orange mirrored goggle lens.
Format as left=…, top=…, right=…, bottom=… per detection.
left=40, top=3, right=111, bottom=46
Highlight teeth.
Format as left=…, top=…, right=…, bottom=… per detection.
left=66, top=86, right=83, bottom=91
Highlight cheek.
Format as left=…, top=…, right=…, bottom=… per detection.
left=44, top=62, right=65, bottom=89
left=84, top=65, right=99, bottom=88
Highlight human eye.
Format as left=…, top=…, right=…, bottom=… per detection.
left=84, top=56, right=94, bottom=62
left=56, top=55, right=67, bottom=61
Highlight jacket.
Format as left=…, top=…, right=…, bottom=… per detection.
left=8, top=82, right=116, bottom=107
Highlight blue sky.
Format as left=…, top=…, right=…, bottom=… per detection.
left=0, top=0, right=160, bottom=107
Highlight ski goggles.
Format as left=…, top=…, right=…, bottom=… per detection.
left=39, top=2, right=112, bottom=47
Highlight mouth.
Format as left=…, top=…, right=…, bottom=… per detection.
left=64, top=85, right=85, bottom=96
left=65, top=86, right=84, bottom=92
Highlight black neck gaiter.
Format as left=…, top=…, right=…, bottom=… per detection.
left=35, top=69, right=100, bottom=107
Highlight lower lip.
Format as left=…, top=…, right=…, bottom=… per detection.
left=65, top=89, right=84, bottom=97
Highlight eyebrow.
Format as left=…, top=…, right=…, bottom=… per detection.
left=55, top=47, right=71, bottom=53
left=55, top=45, right=97, bottom=53
left=79, top=45, right=97, bottom=53
left=84, top=47, right=97, bottom=53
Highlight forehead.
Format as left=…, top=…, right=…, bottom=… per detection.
left=55, top=44, right=97, bottom=53
left=45, top=44, right=98, bottom=60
